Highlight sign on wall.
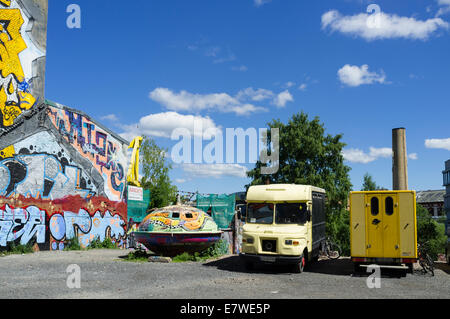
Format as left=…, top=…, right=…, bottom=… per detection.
left=128, top=186, right=144, bottom=202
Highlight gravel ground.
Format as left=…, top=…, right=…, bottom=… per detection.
left=0, top=249, right=449, bottom=299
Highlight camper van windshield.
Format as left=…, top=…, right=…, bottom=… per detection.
left=247, top=203, right=274, bottom=224
left=275, top=203, right=308, bottom=224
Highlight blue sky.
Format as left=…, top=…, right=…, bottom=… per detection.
left=45, top=0, right=450, bottom=195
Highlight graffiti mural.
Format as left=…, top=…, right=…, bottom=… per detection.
left=0, top=0, right=45, bottom=129
left=0, top=131, right=96, bottom=200
left=47, top=105, right=128, bottom=201
left=0, top=195, right=127, bottom=250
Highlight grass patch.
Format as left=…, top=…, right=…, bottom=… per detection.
left=88, top=237, right=118, bottom=249
left=122, top=249, right=151, bottom=262
left=0, top=242, right=34, bottom=256
left=64, top=237, right=83, bottom=251
left=172, top=240, right=229, bottom=263
left=64, top=237, right=119, bottom=251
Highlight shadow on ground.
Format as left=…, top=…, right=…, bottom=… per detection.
left=435, top=262, right=450, bottom=275
left=203, top=255, right=415, bottom=278
left=203, top=255, right=355, bottom=276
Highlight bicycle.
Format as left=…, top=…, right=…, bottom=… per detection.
left=418, top=242, right=434, bottom=276
left=320, top=237, right=341, bottom=260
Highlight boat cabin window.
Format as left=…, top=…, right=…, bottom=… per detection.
left=247, top=203, right=274, bottom=224
left=171, top=212, right=180, bottom=219
left=275, top=203, right=308, bottom=224
left=185, top=213, right=193, bottom=219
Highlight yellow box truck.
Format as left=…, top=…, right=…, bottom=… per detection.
left=350, top=190, right=418, bottom=273
left=239, top=184, right=326, bottom=273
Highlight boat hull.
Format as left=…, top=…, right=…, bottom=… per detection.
left=133, top=231, right=222, bottom=257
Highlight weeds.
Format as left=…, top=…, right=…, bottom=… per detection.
left=123, top=249, right=151, bottom=262
left=172, top=240, right=229, bottom=263
left=64, top=237, right=82, bottom=251
left=0, top=242, right=34, bottom=256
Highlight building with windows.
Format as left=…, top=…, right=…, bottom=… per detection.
left=443, top=160, right=450, bottom=262
left=416, top=190, right=445, bottom=218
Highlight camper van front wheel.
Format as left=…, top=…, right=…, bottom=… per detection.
left=293, top=254, right=305, bottom=273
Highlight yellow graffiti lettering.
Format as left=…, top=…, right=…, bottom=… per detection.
left=0, top=145, right=14, bottom=159
left=0, top=7, right=36, bottom=127
left=0, top=1, right=11, bottom=8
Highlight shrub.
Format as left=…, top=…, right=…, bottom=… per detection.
left=172, top=240, right=229, bottom=263
left=64, top=237, right=82, bottom=251
left=417, top=204, right=447, bottom=260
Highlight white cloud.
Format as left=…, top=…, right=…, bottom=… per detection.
left=231, top=65, right=248, bottom=72
left=273, top=90, right=294, bottom=108
left=254, top=0, right=271, bottom=7
left=236, top=87, right=274, bottom=102
left=425, top=138, right=450, bottom=150
left=338, top=64, right=386, bottom=87
left=343, top=147, right=420, bottom=163
left=149, top=88, right=267, bottom=116
left=119, top=112, right=221, bottom=141
left=100, top=114, right=119, bottom=122
left=437, top=0, right=450, bottom=17
left=298, top=83, right=307, bottom=91
left=175, top=178, right=187, bottom=184
left=342, top=147, right=392, bottom=164
left=322, top=9, right=449, bottom=41
left=181, top=163, right=248, bottom=178
left=284, top=81, right=296, bottom=88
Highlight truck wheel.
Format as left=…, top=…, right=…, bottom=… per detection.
left=293, top=254, right=305, bottom=273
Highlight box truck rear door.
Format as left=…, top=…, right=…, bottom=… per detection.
left=366, top=195, right=383, bottom=257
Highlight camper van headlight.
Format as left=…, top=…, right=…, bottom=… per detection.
left=285, top=240, right=300, bottom=246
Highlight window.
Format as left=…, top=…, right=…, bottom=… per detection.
left=275, top=203, right=308, bottom=224
left=385, top=197, right=394, bottom=216
left=371, top=197, right=379, bottom=216
left=171, top=212, right=180, bottom=219
left=247, top=203, right=274, bottom=224
left=444, top=171, right=450, bottom=186
left=185, top=213, right=193, bottom=219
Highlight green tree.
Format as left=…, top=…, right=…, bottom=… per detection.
left=140, top=136, right=178, bottom=209
left=416, top=203, right=447, bottom=260
left=361, top=173, right=381, bottom=191
left=246, top=112, right=353, bottom=253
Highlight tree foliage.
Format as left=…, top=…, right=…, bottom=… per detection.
left=361, top=173, right=382, bottom=191
left=416, top=204, right=447, bottom=260
left=247, top=112, right=352, bottom=213
left=246, top=112, right=353, bottom=253
left=140, top=136, right=178, bottom=209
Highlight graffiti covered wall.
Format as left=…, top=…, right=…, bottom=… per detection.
left=0, top=1, right=130, bottom=250
left=0, top=0, right=47, bottom=131
left=47, top=103, right=128, bottom=202
left=0, top=195, right=127, bottom=250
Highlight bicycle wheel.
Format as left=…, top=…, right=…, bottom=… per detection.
left=326, top=242, right=341, bottom=260
left=425, top=254, right=434, bottom=276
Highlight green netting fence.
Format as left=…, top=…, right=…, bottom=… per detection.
left=196, top=194, right=236, bottom=229
left=127, top=189, right=151, bottom=223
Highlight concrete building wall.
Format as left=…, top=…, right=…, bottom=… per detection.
left=0, top=0, right=47, bottom=133
left=0, top=1, right=130, bottom=251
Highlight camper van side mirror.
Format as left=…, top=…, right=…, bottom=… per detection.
left=306, top=210, right=311, bottom=222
